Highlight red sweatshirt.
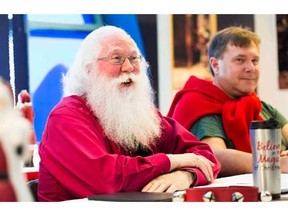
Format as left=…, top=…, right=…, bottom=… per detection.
left=167, top=76, right=263, bottom=153
left=38, top=95, right=220, bottom=201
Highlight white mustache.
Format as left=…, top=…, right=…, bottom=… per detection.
left=116, top=73, right=139, bottom=84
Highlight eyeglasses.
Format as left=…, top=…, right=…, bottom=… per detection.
left=98, top=54, right=142, bottom=66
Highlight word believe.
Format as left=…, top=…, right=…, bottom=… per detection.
left=256, top=140, right=280, bottom=166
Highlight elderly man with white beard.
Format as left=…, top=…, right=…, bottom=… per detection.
left=37, top=25, right=221, bottom=202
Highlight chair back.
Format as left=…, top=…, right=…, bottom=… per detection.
left=27, top=179, right=38, bottom=201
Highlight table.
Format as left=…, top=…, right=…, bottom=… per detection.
left=196, top=173, right=288, bottom=201
left=79, top=174, right=288, bottom=202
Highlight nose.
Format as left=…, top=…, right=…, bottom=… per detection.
left=121, top=58, right=135, bottom=74
left=245, top=60, right=256, bottom=72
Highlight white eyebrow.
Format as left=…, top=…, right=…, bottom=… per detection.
left=107, top=46, right=138, bottom=54
left=107, top=46, right=122, bottom=53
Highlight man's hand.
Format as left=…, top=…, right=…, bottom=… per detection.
left=141, top=170, right=194, bottom=193
left=281, top=150, right=288, bottom=157
left=167, top=153, right=215, bottom=182
left=280, top=155, right=288, bottom=173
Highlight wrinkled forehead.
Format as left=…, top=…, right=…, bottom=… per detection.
left=100, top=35, right=139, bottom=54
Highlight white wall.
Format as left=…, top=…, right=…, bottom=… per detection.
left=157, top=14, right=172, bottom=114
left=255, top=14, right=288, bottom=117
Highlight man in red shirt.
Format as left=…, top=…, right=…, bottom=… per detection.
left=37, top=25, right=220, bottom=201
left=168, top=26, right=288, bottom=177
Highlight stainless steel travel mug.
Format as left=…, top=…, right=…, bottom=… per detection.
left=250, top=118, right=281, bottom=200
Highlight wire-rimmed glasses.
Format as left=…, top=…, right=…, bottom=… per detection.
left=98, top=54, right=142, bottom=66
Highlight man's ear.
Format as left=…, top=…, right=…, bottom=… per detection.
left=86, top=63, right=94, bottom=74
left=209, top=57, right=219, bottom=75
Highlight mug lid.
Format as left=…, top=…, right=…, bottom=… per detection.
left=250, top=118, right=281, bottom=129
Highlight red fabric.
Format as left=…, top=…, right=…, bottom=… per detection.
left=25, top=171, right=39, bottom=181
left=0, top=143, right=7, bottom=174
left=167, top=76, right=263, bottom=153
left=18, top=90, right=36, bottom=144
left=0, top=142, right=17, bottom=201
left=38, top=95, right=221, bottom=201
left=0, top=182, right=17, bottom=201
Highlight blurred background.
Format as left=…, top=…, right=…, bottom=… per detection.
left=0, top=14, right=287, bottom=145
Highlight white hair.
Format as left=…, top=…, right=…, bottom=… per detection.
left=62, top=25, right=161, bottom=150
left=86, top=67, right=161, bottom=150
left=62, top=25, right=139, bottom=97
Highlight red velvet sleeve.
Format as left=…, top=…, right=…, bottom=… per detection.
left=159, top=115, right=221, bottom=186
left=38, top=99, right=171, bottom=200
left=39, top=97, right=221, bottom=201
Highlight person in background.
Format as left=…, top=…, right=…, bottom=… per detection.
left=37, top=25, right=221, bottom=201
left=167, top=26, right=288, bottom=177
left=0, top=77, right=34, bottom=201
left=279, top=70, right=288, bottom=89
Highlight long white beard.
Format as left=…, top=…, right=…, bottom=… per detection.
left=86, top=71, right=162, bottom=152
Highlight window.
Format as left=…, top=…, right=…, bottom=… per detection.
left=27, top=14, right=103, bottom=142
